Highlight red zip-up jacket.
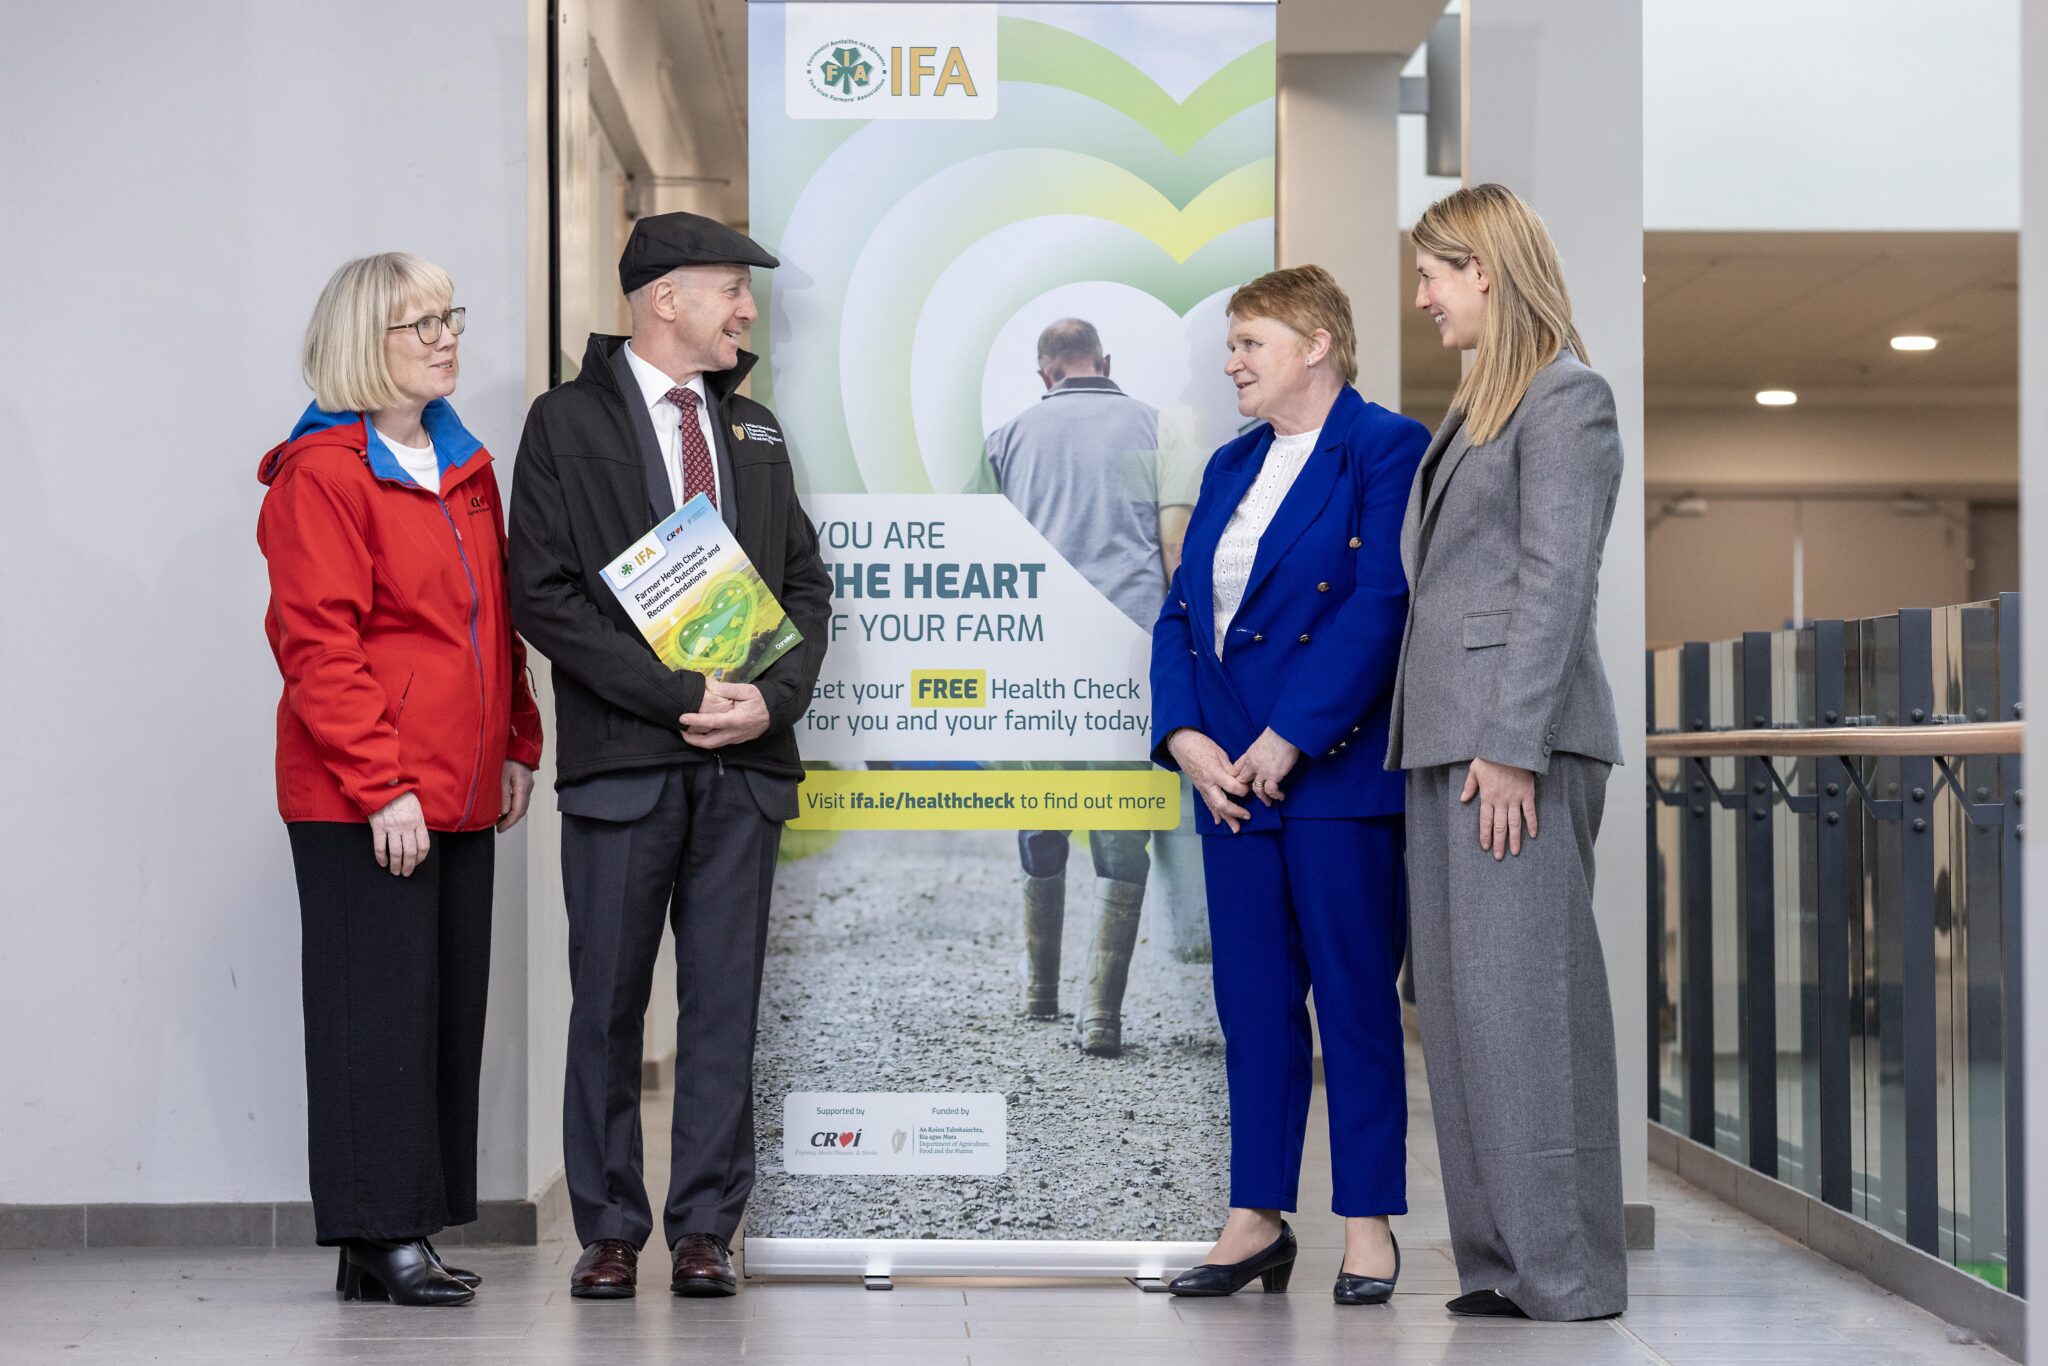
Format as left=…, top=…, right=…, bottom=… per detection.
left=258, top=400, right=543, bottom=830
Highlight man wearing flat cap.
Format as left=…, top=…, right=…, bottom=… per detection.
left=507, top=212, right=831, bottom=1301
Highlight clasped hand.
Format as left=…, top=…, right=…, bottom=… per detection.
left=679, top=676, right=770, bottom=749
left=1167, top=727, right=1300, bottom=834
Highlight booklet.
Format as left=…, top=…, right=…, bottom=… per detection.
left=600, top=493, right=804, bottom=683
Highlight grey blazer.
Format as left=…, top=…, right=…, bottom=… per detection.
left=1385, top=352, right=1624, bottom=775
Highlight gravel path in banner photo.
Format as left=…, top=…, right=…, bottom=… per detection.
left=748, top=829, right=1231, bottom=1243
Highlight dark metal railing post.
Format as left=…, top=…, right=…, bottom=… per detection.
left=1812, top=619, right=1854, bottom=1213
left=1898, top=608, right=1940, bottom=1256
left=1740, top=632, right=1779, bottom=1177
left=2000, top=591, right=2027, bottom=1296
left=1681, top=641, right=1717, bottom=1147
left=1960, top=604, right=2006, bottom=1279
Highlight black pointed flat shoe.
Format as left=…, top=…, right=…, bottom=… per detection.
left=1167, top=1221, right=1297, bottom=1296
left=1446, top=1288, right=1527, bottom=1317
left=1333, top=1232, right=1399, bottom=1305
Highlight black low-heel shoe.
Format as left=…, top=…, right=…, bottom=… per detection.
left=337, top=1241, right=480, bottom=1292
left=1333, top=1232, right=1400, bottom=1305
left=339, top=1239, right=475, bottom=1306
left=1166, top=1221, right=1297, bottom=1296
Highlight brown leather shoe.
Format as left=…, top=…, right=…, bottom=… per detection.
left=569, top=1238, right=638, bottom=1299
left=670, top=1233, right=737, bottom=1297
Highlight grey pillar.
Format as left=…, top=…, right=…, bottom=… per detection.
left=1463, top=0, right=1651, bottom=1212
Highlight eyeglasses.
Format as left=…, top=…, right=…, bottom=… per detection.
left=387, top=307, right=466, bottom=344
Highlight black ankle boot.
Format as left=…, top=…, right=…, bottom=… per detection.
left=336, top=1239, right=481, bottom=1291
left=339, top=1239, right=475, bottom=1305
left=421, top=1239, right=481, bottom=1289
left=1166, top=1221, right=1297, bottom=1296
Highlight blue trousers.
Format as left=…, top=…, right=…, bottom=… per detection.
left=1201, top=816, right=1408, bottom=1216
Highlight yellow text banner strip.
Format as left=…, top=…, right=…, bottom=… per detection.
left=793, top=770, right=1180, bottom=831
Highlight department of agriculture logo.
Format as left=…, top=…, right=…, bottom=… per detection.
left=807, top=39, right=883, bottom=103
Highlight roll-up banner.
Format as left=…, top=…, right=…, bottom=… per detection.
left=745, top=0, right=1276, bottom=1278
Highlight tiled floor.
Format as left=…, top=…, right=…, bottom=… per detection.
left=0, top=1041, right=2008, bottom=1365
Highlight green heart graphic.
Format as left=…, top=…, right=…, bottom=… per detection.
left=671, top=573, right=760, bottom=673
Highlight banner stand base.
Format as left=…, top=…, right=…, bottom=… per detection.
left=742, top=1237, right=1208, bottom=1282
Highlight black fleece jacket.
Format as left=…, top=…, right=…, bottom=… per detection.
left=507, top=333, right=831, bottom=785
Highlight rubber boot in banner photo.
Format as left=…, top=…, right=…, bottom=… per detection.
left=1076, top=878, right=1145, bottom=1057
left=1020, top=872, right=1065, bottom=1018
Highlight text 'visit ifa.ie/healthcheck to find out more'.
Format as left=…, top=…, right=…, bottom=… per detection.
left=789, top=514, right=1179, bottom=832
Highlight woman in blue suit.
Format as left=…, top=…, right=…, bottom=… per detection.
left=1152, top=265, right=1429, bottom=1303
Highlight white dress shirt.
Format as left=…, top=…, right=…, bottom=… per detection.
left=622, top=342, right=722, bottom=510
left=1212, top=426, right=1321, bottom=656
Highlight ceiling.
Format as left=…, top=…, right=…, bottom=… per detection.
left=1402, top=230, right=2020, bottom=411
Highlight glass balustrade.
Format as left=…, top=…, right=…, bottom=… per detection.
left=1646, top=594, right=2022, bottom=1293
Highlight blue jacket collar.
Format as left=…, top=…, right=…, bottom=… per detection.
left=292, top=398, right=485, bottom=488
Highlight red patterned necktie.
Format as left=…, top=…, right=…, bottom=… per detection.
left=665, top=386, right=717, bottom=509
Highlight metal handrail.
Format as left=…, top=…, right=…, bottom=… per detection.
left=1645, top=721, right=2023, bottom=759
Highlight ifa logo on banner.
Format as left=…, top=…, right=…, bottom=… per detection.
left=786, top=4, right=996, bottom=122
left=810, top=1128, right=864, bottom=1149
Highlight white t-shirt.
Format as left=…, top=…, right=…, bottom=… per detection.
left=376, top=427, right=441, bottom=495
left=1212, top=426, right=1322, bottom=656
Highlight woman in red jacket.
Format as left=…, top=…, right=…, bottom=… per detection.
left=258, top=253, right=543, bottom=1307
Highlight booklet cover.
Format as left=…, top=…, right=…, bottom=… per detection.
left=600, top=493, right=804, bottom=683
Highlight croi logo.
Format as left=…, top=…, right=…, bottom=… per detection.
left=807, top=40, right=882, bottom=103
left=810, top=1129, right=863, bottom=1148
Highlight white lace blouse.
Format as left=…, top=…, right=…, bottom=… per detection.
left=1211, top=426, right=1321, bottom=656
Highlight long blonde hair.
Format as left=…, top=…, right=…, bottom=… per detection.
left=1411, top=184, right=1586, bottom=445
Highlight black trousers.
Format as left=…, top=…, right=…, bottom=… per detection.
left=561, top=763, right=783, bottom=1249
left=289, top=821, right=495, bottom=1246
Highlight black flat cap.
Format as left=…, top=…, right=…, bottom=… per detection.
left=619, top=211, right=779, bottom=294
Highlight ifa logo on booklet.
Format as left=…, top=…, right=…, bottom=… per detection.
left=784, top=1092, right=1006, bottom=1175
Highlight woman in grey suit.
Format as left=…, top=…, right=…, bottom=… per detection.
left=1387, top=183, right=1627, bottom=1321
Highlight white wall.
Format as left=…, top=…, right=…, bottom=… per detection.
left=1644, top=1, right=2020, bottom=231
left=1279, top=54, right=1406, bottom=407
left=0, top=1, right=549, bottom=1205
left=1401, top=3, right=2022, bottom=233
left=2021, top=0, right=2048, bottom=1338
left=1464, top=0, right=1650, bottom=1206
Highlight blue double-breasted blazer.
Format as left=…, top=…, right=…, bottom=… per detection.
left=1150, top=386, right=1430, bottom=834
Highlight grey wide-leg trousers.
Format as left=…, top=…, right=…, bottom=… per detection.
left=1405, top=754, right=1627, bottom=1321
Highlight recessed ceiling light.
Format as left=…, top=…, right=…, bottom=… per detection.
left=1890, top=335, right=1938, bottom=351
left=1756, top=390, right=1798, bottom=407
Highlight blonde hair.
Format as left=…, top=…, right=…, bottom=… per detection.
left=302, top=253, right=455, bottom=413
left=1411, top=184, right=1586, bottom=445
left=1226, top=264, right=1358, bottom=386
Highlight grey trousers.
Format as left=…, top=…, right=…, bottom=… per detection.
left=1406, top=754, right=1627, bottom=1320
left=560, top=762, right=786, bottom=1250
